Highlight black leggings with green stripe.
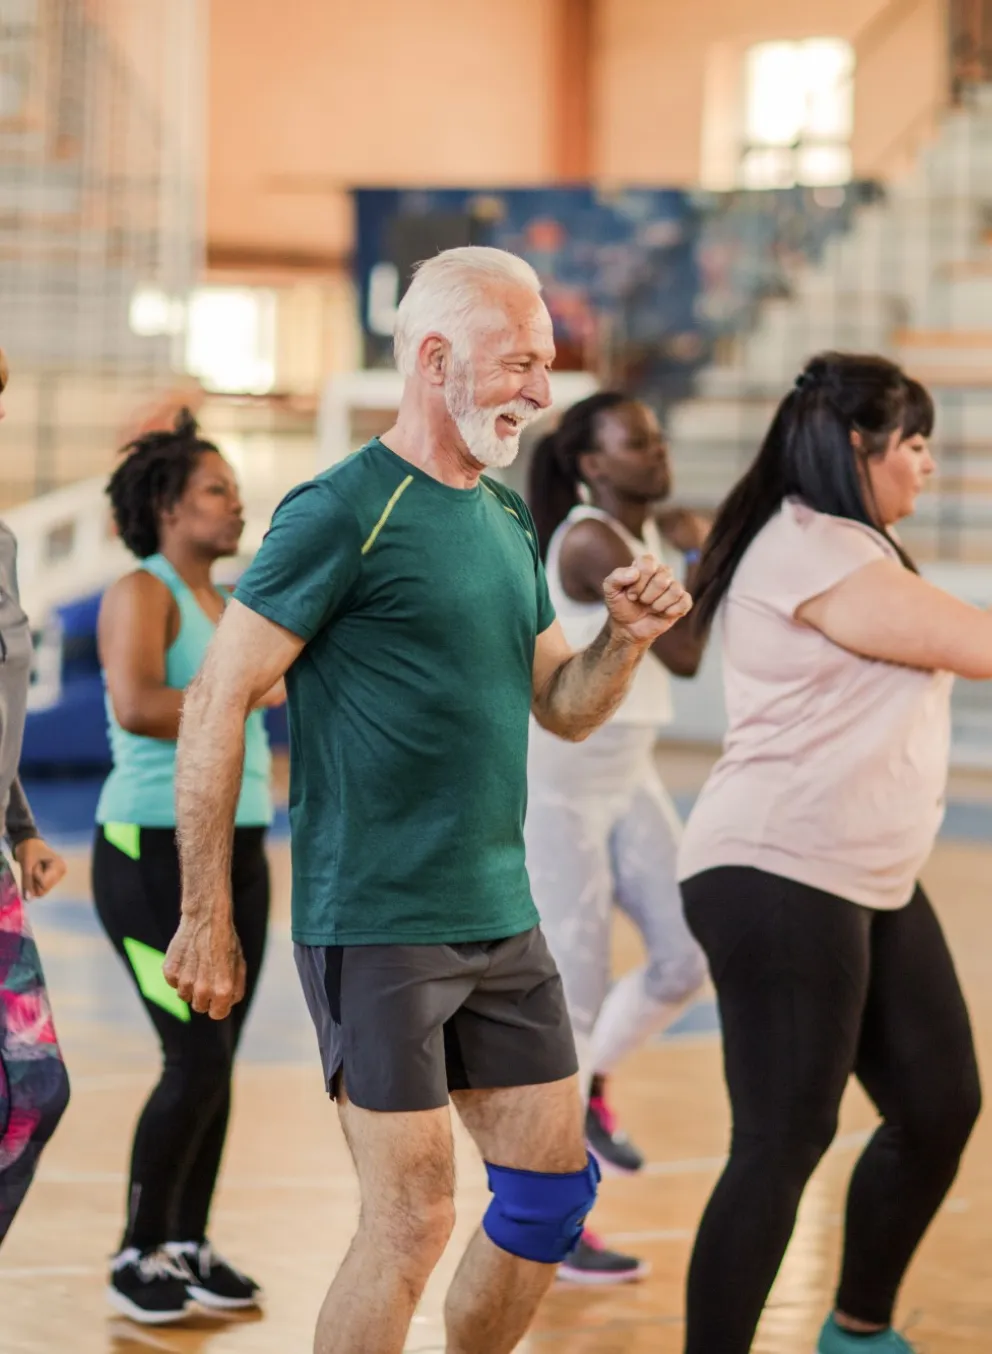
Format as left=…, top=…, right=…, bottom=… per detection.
left=92, top=825, right=269, bottom=1251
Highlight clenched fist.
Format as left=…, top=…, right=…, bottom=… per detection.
left=163, top=906, right=245, bottom=1021
left=603, top=554, right=693, bottom=644
left=14, top=837, right=67, bottom=901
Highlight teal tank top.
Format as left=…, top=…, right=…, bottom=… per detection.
left=96, top=553, right=273, bottom=828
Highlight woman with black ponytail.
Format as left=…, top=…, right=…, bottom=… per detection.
left=93, top=411, right=281, bottom=1325
left=679, top=353, right=983, bottom=1354
left=525, top=392, right=709, bottom=1284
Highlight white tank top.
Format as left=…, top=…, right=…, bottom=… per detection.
left=544, top=505, right=674, bottom=727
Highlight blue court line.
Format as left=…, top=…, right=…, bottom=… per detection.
left=664, top=999, right=721, bottom=1039
left=936, top=799, right=992, bottom=842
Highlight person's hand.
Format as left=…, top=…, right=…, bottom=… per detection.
left=14, top=837, right=67, bottom=900
left=603, top=555, right=693, bottom=644
left=163, top=904, right=245, bottom=1020
left=657, top=507, right=710, bottom=556
left=254, top=679, right=287, bottom=710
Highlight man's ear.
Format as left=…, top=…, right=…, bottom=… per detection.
left=419, top=335, right=448, bottom=387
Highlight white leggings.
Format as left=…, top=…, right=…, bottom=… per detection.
left=525, top=722, right=708, bottom=1093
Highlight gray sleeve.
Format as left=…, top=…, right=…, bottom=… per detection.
left=5, top=776, right=39, bottom=849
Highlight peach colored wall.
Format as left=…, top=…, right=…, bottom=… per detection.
left=206, top=0, right=948, bottom=265
left=207, top=0, right=557, bottom=263
left=597, top=0, right=945, bottom=184
left=852, top=0, right=946, bottom=177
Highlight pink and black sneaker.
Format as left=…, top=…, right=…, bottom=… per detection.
left=558, top=1229, right=650, bottom=1285
left=585, top=1076, right=645, bottom=1175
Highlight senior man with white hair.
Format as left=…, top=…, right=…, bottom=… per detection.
left=163, top=247, right=692, bottom=1354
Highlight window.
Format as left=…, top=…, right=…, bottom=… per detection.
left=184, top=288, right=277, bottom=395
left=741, top=39, right=854, bottom=190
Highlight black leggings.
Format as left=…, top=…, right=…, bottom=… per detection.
left=681, top=867, right=981, bottom=1354
left=92, top=825, right=269, bottom=1251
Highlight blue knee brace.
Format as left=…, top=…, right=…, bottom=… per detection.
left=482, top=1155, right=600, bottom=1264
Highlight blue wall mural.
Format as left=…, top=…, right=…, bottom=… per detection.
left=354, top=182, right=882, bottom=405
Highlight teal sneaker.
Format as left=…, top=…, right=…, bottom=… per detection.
left=817, top=1315, right=918, bottom=1352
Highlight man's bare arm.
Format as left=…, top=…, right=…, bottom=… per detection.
left=531, top=617, right=648, bottom=742
left=532, top=556, right=692, bottom=743
left=166, top=599, right=304, bottom=1017
left=557, top=518, right=705, bottom=677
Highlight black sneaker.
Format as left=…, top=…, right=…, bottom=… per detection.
left=558, top=1231, right=651, bottom=1285
left=167, top=1240, right=262, bottom=1310
left=586, top=1088, right=645, bottom=1175
left=107, top=1247, right=193, bottom=1325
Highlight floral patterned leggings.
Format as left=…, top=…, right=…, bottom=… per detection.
left=0, top=859, right=69, bottom=1245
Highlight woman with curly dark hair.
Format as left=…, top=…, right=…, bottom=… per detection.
left=93, top=410, right=280, bottom=1325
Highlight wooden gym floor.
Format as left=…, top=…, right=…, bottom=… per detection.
left=2, top=749, right=991, bottom=1353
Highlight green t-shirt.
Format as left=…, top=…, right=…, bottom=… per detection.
left=235, top=438, right=556, bottom=946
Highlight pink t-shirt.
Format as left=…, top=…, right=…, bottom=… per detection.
left=678, top=499, right=953, bottom=910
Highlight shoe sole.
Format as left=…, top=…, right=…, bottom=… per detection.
left=586, top=1142, right=643, bottom=1178
left=557, top=1261, right=651, bottom=1286
left=187, top=1284, right=261, bottom=1311
left=106, top=1287, right=193, bottom=1325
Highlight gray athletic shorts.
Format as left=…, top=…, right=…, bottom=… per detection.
left=294, top=926, right=579, bottom=1112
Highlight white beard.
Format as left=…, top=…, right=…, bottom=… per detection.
left=445, top=363, right=539, bottom=469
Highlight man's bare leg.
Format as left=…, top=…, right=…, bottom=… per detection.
left=444, top=1074, right=587, bottom=1354
left=315, top=1087, right=456, bottom=1354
